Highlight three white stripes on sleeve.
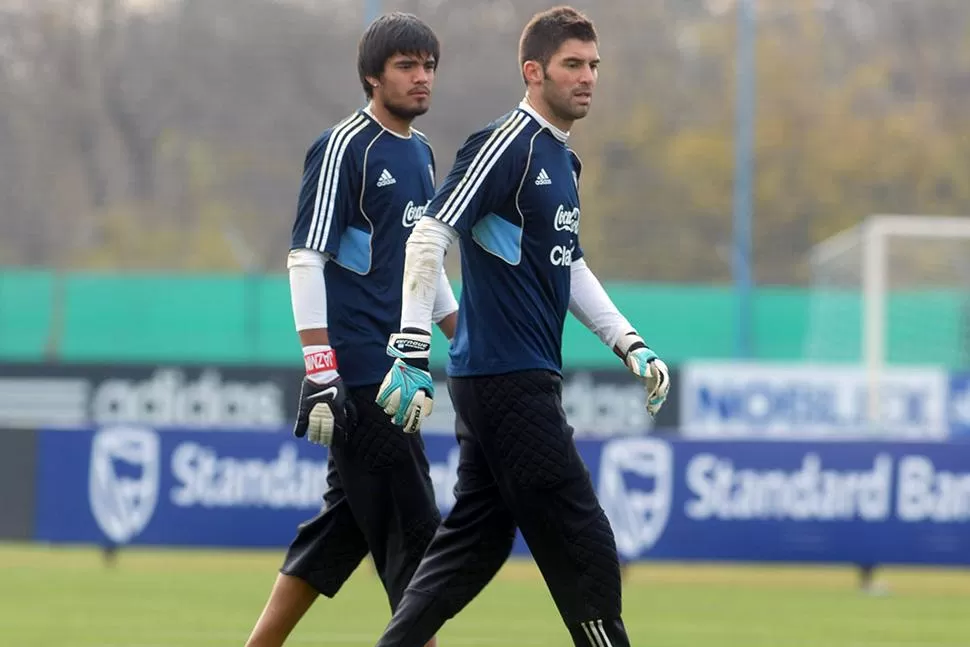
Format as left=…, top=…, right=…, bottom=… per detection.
left=306, top=109, right=531, bottom=247
left=435, top=111, right=530, bottom=227
left=305, top=113, right=369, bottom=251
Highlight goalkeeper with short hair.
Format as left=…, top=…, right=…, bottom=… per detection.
left=244, top=12, right=455, bottom=647
left=373, top=6, right=669, bottom=647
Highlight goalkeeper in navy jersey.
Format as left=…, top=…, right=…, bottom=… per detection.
left=374, top=7, right=670, bottom=647
left=244, top=13, right=456, bottom=647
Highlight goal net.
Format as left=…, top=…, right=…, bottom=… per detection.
left=804, top=215, right=970, bottom=430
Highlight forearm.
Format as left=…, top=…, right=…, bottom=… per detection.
left=431, top=266, right=459, bottom=340
left=288, top=249, right=337, bottom=379
left=298, top=329, right=329, bottom=346
left=436, top=311, right=458, bottom=340
left=568, top=258, right=636, bottom=354
left=401, top=218, right=458, bottom=333
left=569, top=259, right=669, bottom=415
left=288, top=249, right=328, bottom=330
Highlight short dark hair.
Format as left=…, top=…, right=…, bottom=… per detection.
left=518, top=6, right=597, bottom=82
left=358, top=12, right=440, bottom=98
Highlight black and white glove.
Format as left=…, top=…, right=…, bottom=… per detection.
left=293, top=345, right=356, bottom=446
left=615, top=332, right=670, bottom=417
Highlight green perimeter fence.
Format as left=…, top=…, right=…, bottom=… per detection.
left=1, top=269, right=968, bottom=369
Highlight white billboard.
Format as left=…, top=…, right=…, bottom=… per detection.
left=680, top=362, right=948, bottom=440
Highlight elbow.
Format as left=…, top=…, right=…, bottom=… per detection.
left=409, top=216, right=458, bottom=254
left=287, top=248, right=326, bottom=269
left=406, top=238, right=446, bottom=294
left=405, top=219, right=454, bottom=286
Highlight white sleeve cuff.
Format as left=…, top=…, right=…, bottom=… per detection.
left=568, top=258, right=634, bottom=348
left=401, top=218, right=458, bottom=332
left=287, top=248, right=328, bottom=330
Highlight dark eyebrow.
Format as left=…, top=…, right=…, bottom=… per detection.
left=395, top=54, right=435, bottom=65
left=562, top=56, right=600, bottom=65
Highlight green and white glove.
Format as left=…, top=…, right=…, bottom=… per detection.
left=615, top=332, right=670, bottom=416
left=376, top=331, right=435, bottom=434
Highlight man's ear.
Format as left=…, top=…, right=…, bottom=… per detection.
left=522, top=60, right=544, bottom=85
left=365, top=75, right=380, bottom=88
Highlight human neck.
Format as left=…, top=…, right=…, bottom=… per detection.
left=520, top=93, right=571, bottom=141
left=366, top=100, right=412, bottom=137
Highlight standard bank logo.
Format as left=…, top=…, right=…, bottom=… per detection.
left=598, top=437, right=673, bottom=559
left=89, top=426, right=160, bottom=544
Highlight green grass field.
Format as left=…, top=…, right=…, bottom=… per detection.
left=2, top=543, right=968, bottom=647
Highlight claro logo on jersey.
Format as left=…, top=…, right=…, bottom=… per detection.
left=550, top=242, right=576, bottom=267
left=598, top=438, right=674, bottom=559
left=89, top=426, right=160, bottom=544
left=402, top=200, right=430, bottom=228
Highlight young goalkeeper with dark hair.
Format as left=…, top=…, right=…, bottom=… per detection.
left=245, top=13, right=456, bottom=647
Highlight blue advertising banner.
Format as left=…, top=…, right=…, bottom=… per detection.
left=35, top=427, right=970, bottom=566
left=948, top=372, right=970, bottom=439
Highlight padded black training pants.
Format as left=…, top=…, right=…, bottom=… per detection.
left=374, top=370, right=631, bottom=647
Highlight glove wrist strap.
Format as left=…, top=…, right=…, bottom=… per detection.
left=304, top=345, right=339, bottom=384
left=388, top=332, right=431, bottom=371
left=614, top=331, right=647, bottom=361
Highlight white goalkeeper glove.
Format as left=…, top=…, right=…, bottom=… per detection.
left=376, top=331, right=435, bottom=434
left=615, top=332, right=670, bottom=417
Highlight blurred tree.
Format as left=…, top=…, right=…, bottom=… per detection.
left=576, top=0, right=970, bottom=283
left=1, top=0, right=970, bottom=284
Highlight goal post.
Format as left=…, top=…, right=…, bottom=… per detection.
left=806, top=214, right=970, bottom=426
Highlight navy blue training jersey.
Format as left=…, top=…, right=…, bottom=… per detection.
left=426, top=103, right=583, bottom=377
left=291, top=109, right=436, bottom=387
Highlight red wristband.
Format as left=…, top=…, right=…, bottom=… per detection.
left=304, top=346, right=338, bottom=375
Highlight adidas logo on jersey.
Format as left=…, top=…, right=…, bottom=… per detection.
left=534, top=168, right=552, bottom=186
left=377, top=169, right=396, bottom=187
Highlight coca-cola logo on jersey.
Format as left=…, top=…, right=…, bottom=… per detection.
left=553, top=204, right=580, bottom=234
left=91, top=369, right=285, bottom=429
left=402, top=200, right=429, bottom=228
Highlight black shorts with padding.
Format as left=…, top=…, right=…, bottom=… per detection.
left=280, top=384, right=441, bottom=611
